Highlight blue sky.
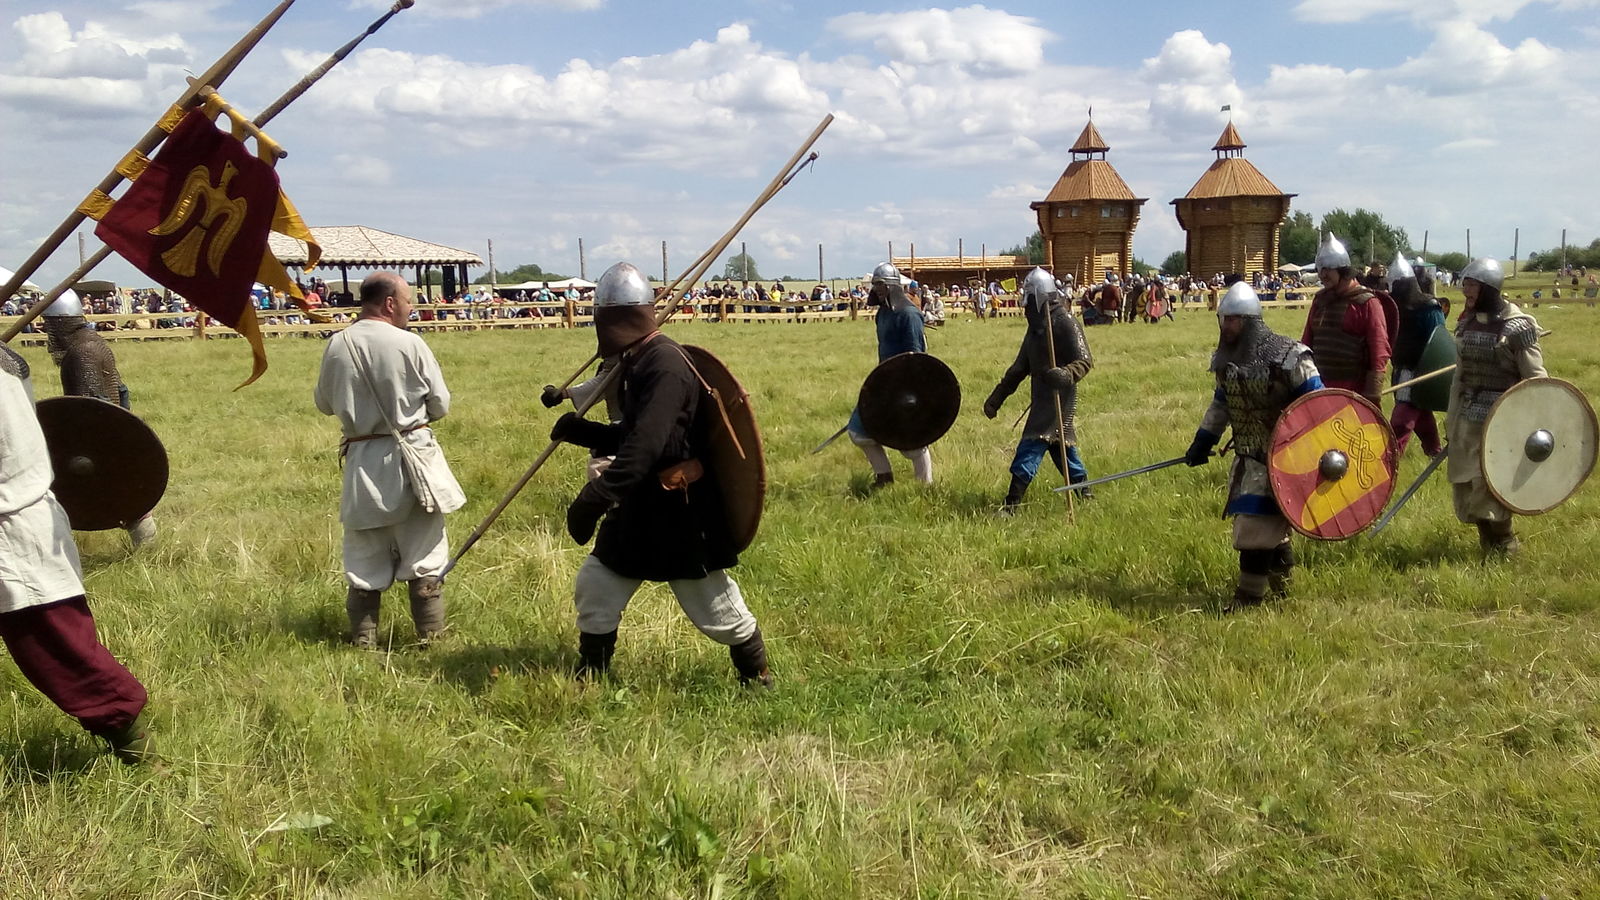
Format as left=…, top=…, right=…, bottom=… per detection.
left=2, top=0, right=1597, bottom=288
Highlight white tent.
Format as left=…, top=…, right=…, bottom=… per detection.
left=497, top=278, right=595, bottom=291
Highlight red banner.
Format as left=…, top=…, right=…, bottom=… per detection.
left=95, top=109, right=279, bottom=331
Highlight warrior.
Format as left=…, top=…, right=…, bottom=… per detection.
left=848, top=262, right=933, bottom=488
left=0, top=349, right=154, bottom=763
left=1385, top=253, right=1446, bottom=457
left=1302, top=234, right=1390, bottom=405
left=984, top=267, right=1094, bottom=514
left=1186, top=282, right=1325, bottom=611
left=1446, top=257, right=1545, bottom=554
left=40, top=291, right=158, bottom=547
left=315, top=272, right=465, bottom=648
left=549, top=262, right=771, bottom=686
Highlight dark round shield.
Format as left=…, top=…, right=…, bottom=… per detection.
left=857, top=352, right=961, bottom=451
left=1407, top=325, right=1456, bottom=413
left=682, top=345, right=765, bottom=552
left=1481, top=377, right=1598, bottom=515
left=1268, top=389, right=1397, bottom=540
left=35, top=396, right=168, bottom=530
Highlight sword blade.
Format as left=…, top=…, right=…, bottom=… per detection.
left=1053, top=456, right=1187, bottom=492
left=811, top=423, right=851, bottom=455
left=1371, top=447, right=1448, bottom=535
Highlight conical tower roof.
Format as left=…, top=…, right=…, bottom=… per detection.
left=1212, top=121, right=1246, bottom=151
left=1071, top=120, right=1110, bottom=154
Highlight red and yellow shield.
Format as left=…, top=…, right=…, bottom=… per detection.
left=1268, top=389, right=1397, bottom=540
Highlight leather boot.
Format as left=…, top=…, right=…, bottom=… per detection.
left=576, top=630, right=617, bottom=680
left=98, top=712, right=156, bottom=765
left=729, top=627, right=774, bottom=689
left=1480, top=520, right=1520, bottom=556
left=408, top=576, right=446, bottom=646
left=998, top=474, right=1030, bottom=516
left=870, top=471, right=894, bottom=491
left=346, top=586, right=382, bottom=649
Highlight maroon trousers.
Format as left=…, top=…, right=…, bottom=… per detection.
left=0, top=597, right=147, bottom=734
left=1390, top=401, right=1442, bottom=457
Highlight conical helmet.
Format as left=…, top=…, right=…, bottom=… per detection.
left=870, top=262, right=902, bottom=285
left=1021, top=266, right=1060, bottom=312
left=1315, top=234, right=1351, bottom=270
left=1217, top=282, right=1262, bottom=318
left=1460, top=257, right=1505, bottom=290
left=1389, top=252, right=1415, bottom=282
left=594, top=262, right=654, bottom=307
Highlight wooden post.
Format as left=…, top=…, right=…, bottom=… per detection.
left=741, top=241, right=748, bottom=282
left=909, top=242, right=915, bottom=281
left=195, top=311, right=208, bottom=341
left=564, top=295, right=575, bottom=329
left=1466, top=228, right=1471, bottom=259
left=661, top=240, right=668, bottom=282
left=1422, top=230, right=1428, bottom=257
left=578, top=237, right=586, bottom=280
left=340, top=264, right=350, bottom=300
left=888, top=241, right=893, bottom=264
left=818, top=243, right=824, bottom=283
left=958, top=238, right=963, bottom=268
left=1561, top=229, right=1567, bottom=270
left=1512, top=228, right=1519, bottom=276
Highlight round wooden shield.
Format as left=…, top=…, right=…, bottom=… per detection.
left=857, top=352, right=961, bottom=451
left=1407, top=325, right=1456, bottom=413
left=682, top=345, right=765, bottom=552
left=35, top=396, right=168, bottom=530
left=1480, top=377, right=1598, bottom=515
left=1146, top=297, right=1168, bottom=319
left=1268, top=389, right=1397, bottom=540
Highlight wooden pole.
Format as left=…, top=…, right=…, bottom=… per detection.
left=1042, top=310, right=1076, bottom=525
left=1562, top=228, right=1568, bottom=270
left=1512, top=228, right=1519, bottom=276
left=447, top=114, right=834, bottom=575
left=742, top=241, right=748, bottom=283
left=818, top=243, right=824, bottom=283
left=1466, top=228, right=1471, bottom=259
left=578, top=238, right=586, bottom=281
left=661, top=240, right=668, bottom=283
left=487, top=238, right=496, bottom=296
left=909, top=242, right=915, bottom=281
left=0, top=0, right=299, bottom=340
left=1422, top=230, right=1429, bottom=256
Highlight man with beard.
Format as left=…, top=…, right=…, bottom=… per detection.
left=1301, top=234, right=1390, bottom=406
left=984, top=267, right=1094, bottom=515
left=1446, top=257, right=1545, bottom=555
left=1186, top=282, right=1325, bottom=612
left=0, top=345, right=154, bottom=763
left=549, top=262, right=771, bottom=687
left=39, top=291, right=158, bottom=547
left=1385, top=253, right=1446, bottom=458
left=847, top=262, right=933, bottom=488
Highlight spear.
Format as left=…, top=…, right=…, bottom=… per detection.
left=0, top=0, right=297, bottom=334
left=3, top=0, right=418, bottom=343
left=443, top=114, right=834, bottom=576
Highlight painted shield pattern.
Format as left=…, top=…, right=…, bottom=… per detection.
left=1268, top=389, right=1397, bottom=540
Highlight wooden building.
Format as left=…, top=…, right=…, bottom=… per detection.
left=890, top=254, right=1033, bottom=291
left=1170, top=123, right=1295, bottom=281
left=1030, top=120, right=1146, bottom=286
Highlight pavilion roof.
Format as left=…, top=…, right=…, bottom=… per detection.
left=1070, top=120, right=1110, bottom=154
left=270, top=225, right=484, bottom=268
left=1038, top=159, right=1144, bottom=204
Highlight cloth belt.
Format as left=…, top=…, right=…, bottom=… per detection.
left=340, top=422, right=429, bottom=462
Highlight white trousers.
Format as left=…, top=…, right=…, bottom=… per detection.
left=343, top=508, right=448, bottom=591
left=574, top=555, right=757, bottom=646
left=849, top=433, right=933, bottom=483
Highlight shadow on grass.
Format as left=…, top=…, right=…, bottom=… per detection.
left=1365, top=528, right=1479, bottom=570
left=1049, top=572, right=1224, bottom=620
left=0, top=728, right=108, bottom=781
left=424, top=639, right=572, bottom=694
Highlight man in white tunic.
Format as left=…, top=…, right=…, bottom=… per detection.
left=316, top=272, right=464, bottom=648
left=0, top=345, right=154, bottom=762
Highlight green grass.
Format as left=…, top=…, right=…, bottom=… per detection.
left=3, top=306, right=1599, bottom=898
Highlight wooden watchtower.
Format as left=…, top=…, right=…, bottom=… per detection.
left=1030, top=120, right=1146, bottom=287
left=1170, top=123, right=1295, bottom=281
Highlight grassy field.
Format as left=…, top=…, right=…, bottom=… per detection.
left=3, top=300, right=1599, bottom=898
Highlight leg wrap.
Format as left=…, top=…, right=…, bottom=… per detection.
left=346, top=587, right=382, bottom=648
left=1002, top=473, right=1031, bottom=508
left=408, top=576, right=445, bottom=642
left=1268, top=543, right=1295, bottom=597
left=576, top=629, right=618, bottom=678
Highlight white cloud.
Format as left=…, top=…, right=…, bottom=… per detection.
left=1434, top=137, right=1496, bottom=153
left=0, top=11, right=190, bottom=115
left=1292, top=0, right=1600, bottom=25
left=826, top=6, right=1053, bottom=75
left=351, top=0, right=604, bottom=18
left=332, top=153, right=394, bottom=187
left=1142, top=31, right=1242, bottom=136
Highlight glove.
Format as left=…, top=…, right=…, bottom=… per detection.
left=566, top=483, right=610, bottom=544
left=550, top=411, right=583, bottom=443
left=540, top=384, right=564, bottom=409
left=1362, top=370, right=1383, bottom=408
left=983, top=388, right=1004, bottom=419
left=1185, top=429, right=1221, bottom=467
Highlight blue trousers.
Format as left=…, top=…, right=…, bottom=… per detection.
left=1010, top=438, right=1087, bottom=485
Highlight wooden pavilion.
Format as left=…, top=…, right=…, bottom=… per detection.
left=1170, top=123, right=1295, bottom=281
left=1030, top=119, right=1147, bottom=286
left=268, top=225, right=484, bottom=301
left=890, top=252, right=1033, bottom=291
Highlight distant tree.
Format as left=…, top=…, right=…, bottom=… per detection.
left=1278, top=210, right=1318, bottom=266
left=999, top=230, right=1047, bottom=265
left=724, top=252, right=762, bottom=282
left=1524, top=238, right=1600, bottom=272
left=1318, top=208, right=1409, bottom=268
left=1160, top=251, right=1188, bottom=275
left=497, top=262, right=568, bottom=284
left=1429, top=251, right=1470, bottom=274
left=1131, top=257, right=1155, bottom=276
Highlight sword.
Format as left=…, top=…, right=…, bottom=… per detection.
left=1370, top=447, right=1448, bottom=534
left=811, top=423, right=851, bottom=454
left=1053, top=456, right=1186, bottom=492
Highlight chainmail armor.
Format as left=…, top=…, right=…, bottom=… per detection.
left=1455, top=315, right=1536, bottom=422
left=48, top=320, right=124, bottom=402
left=0, top=344, right=30, bottom=382
left=1213, top=325, right=1300, bottom=459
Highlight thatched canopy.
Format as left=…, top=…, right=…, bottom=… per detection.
left=269, top=226, right=483, bottom=268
